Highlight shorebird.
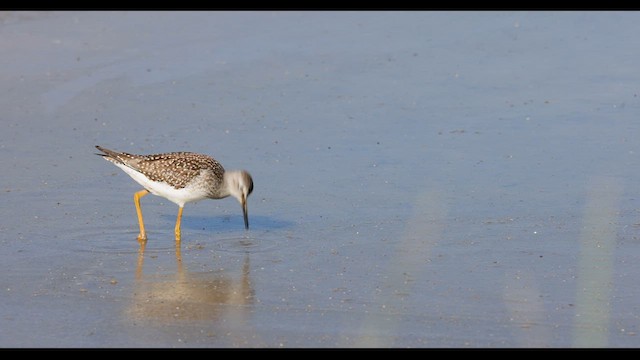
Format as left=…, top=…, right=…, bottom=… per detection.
left=96, top=146, right=253, bottom=242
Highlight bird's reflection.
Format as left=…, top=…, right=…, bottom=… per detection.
left=128, top=240, right=254, bottom=323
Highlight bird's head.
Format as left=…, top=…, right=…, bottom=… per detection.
left=226, top=170, right=253, bottom=229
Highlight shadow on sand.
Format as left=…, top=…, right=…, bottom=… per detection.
left=160, top=214, right=294, bottom=232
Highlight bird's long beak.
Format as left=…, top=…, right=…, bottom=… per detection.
left=242, top=194, right=249, bottom=230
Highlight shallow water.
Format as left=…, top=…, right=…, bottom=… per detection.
left=2, top=11, right=640, bottom=347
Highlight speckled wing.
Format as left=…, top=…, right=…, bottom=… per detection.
left=96, top=146, right=225, bottom=189
left=129, top=152, right=225, bottom=189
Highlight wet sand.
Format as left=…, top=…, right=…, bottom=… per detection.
left=1, top=11, right=640, bottom=347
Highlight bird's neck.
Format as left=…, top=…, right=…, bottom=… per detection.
left=203, top=170, right=230, bottom=199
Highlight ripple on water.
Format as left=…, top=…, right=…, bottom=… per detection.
left=213, top=230, right=295, bottom=254
left=39, top=220, right=298, bottom=255
left=47, top=224, right=176, bottom=254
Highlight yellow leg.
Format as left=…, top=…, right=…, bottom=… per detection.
left=134, top=189, right=150, bottom=241
left=175, top=206, right=184, bottom=242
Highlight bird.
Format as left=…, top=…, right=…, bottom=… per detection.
left=95, top=145, right=253, bottom=242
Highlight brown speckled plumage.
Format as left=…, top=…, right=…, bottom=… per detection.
left=96, top=146, right=225, bottom=190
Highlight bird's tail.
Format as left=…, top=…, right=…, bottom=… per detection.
left=95, top=145, right=123, bottom=164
